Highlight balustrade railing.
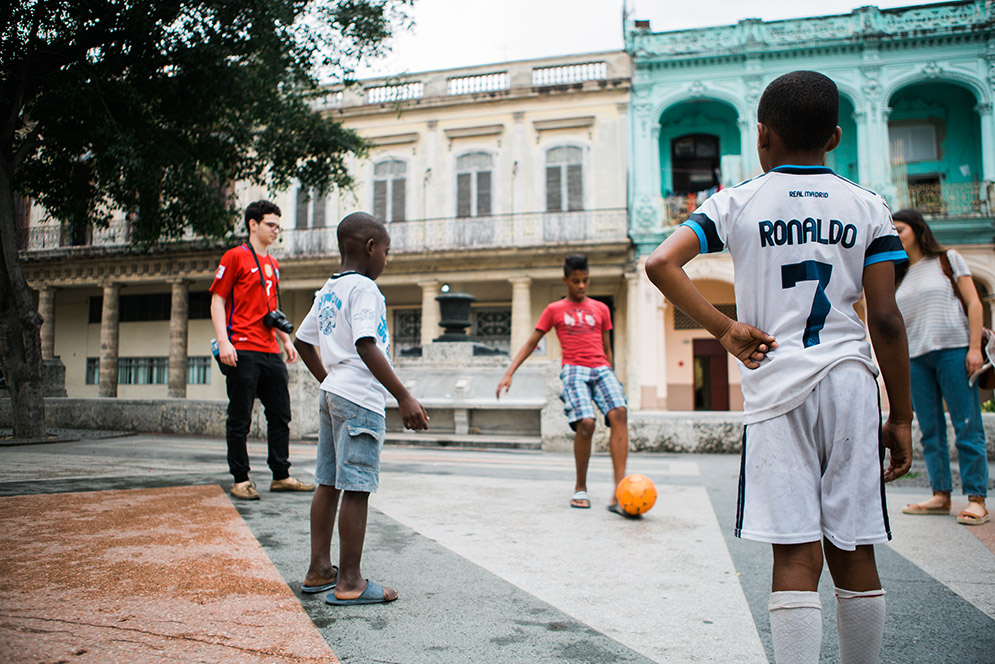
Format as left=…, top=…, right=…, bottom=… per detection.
left=279, top=208, right=628, bottom=257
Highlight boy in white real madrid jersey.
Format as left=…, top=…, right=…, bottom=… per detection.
left=645, top=71, right=913, bottom=663
left=294, top=212, right=429, bottom=606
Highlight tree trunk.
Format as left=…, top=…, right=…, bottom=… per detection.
left=0, top=158, right=46, bottom=439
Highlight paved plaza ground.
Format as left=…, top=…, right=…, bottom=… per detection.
left=0, top=433, right=993, bottom=662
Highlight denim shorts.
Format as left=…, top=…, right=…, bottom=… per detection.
left=315, top=391, right=386, bottom=493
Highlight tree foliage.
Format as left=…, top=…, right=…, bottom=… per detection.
left=3, top=0, right=411, bottom=242
left=0, top=0, right=411, bottom=437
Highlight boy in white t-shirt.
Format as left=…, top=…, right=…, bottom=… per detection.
left=294, top=212, right=429, bottom=606
left=645, top=71, right=913, bottom=662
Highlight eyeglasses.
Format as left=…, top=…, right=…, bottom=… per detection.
left=261, top=221, right=281, bottom=232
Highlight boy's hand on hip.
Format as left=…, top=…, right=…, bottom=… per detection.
left=719, top=322, right=777, bottom=369
left=882, top=419, right=912, bottom=482
left=399, top=396, right=430, bottom=430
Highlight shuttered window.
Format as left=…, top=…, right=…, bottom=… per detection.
left=373, top=159, right=406, bottom=222
left=456, top=152, right=493, bottom=218
left=296, top=187, right=328, bottom=228
left=545, top=146, right=583, bottom=212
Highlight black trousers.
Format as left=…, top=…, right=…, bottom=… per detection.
left=225, top=350, right=292, bottom=483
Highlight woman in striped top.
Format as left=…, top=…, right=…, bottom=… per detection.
left=893, top=208, right=988, bottom=526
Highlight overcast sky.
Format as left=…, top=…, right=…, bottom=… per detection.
left=360, top=0, right=950, bottom=76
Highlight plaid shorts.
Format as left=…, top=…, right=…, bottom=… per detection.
left=559, top=364, right=627, bottom=430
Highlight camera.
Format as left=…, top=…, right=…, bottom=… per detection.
left=263, top=309, right=294, bottom=334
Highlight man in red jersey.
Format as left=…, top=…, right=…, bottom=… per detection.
left=210, top=200, right=314, bottom=500
left=497, top=254, right=629, bottom=514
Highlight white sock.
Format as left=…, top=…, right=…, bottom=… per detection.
left=835, top=587, right=886, bottom=664
left=769, top=591, right=822, bottom=664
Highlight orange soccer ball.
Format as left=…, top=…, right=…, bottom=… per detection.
left=615, top=474, right=657, bottom=515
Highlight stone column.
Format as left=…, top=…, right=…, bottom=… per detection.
left=168, top=279, right=190, bottom=398
left=509, top=277, right=532, bottom=355
left=624, top=271, right=640, bottom=410
left=419, top=280, right=441, bottom=346
left=98, top=281, right=121, bottom=398
left=975, top=102, right=995, bottom=184
left=38, top=286, right=56, bottom=360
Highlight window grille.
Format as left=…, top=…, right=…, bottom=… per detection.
left=393, top=309, right=421, bottom=355
left=471, top=308, right=511, bottom=353
left=673, top=304, right=737, bottom=330
left=187, top=357, right=211, bottom=385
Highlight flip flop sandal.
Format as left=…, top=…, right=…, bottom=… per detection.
left=325, top=580, right=396, bottom=606
left=570, top=490, right=591, bottom=509
left=301, top=566, right=338, bottom=593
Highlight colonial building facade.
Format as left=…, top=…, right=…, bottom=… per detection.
left=625, top=0, right=995, bottom=412
left=13, top=1, right=993, bottom=430
left=18, top=51, right=633, bottom=418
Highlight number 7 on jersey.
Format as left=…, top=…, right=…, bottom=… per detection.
left=781, top=261, right=833, bottom=348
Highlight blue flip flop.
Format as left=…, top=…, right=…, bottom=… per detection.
left=301, top=580, right=337, bottom=594
left=301, top=568, right=337, bottom=594
left=325, top=580, right=395, bottom=606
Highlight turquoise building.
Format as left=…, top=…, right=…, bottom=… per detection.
left=623, top=1, right=994, bottom=412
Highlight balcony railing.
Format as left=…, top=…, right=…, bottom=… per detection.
left=894, top=181, right=992, bottom=218
left=279, top=208, right=628, bottom=257
left=22, top=219, right=202, bottom=252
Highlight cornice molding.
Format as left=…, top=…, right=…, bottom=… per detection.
left=627, top=2, right=992, bottom=60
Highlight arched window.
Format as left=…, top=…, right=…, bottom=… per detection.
left=456, top=152, right=492, bottom=218
left=373, top=159, right=406, bottom=222
left=546, top=146, right=583, bottom=212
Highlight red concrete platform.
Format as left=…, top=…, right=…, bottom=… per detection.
left=0, top=485, right=338, bottom=663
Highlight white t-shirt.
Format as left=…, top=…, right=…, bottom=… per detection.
left=295, top=272, right=391, bottom=415
left=682, top=165, right=907, bottom=424
left=895, top=250, right=971, bottom=358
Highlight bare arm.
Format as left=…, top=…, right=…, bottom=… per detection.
left=602, top=329, right=614, bottom=369
left=956, top=274, right=985, bottom=375
left=356, top=337, right=429, bottom=430
left=497, top=328, right=546, bottom=398
left=210, top=293, right=237, bottom=367
left=863, top=260, right=913, bottom=482
left=294, top=339, right=326, bottom=383
left=645, top=226, right=776, bottom=369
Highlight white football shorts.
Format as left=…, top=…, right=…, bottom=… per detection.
left=735, top=360, right=891, bottom=551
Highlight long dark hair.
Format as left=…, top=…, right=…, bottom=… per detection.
left=893, top=208, right=946, bottom=285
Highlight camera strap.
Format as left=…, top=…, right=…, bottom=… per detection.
left=246, top=242, right=282, bottom=312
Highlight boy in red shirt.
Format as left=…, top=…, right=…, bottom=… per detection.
left=210, top=200, right=314, bottom=500
left=497, top=254, right=630, bottom=513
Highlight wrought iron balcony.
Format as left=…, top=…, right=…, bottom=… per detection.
left=277, top=208, right=629, bottom=257
left=895, top=180, right=992, bottom=218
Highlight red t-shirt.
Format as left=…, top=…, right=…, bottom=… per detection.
left=209, top=244, right=281, bottom=353
left=535, top=297, right=611, bottom=368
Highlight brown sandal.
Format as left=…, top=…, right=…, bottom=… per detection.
left=957, top=497, right=989, bottom=526
left=902, top=491, right=951, bottom=515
